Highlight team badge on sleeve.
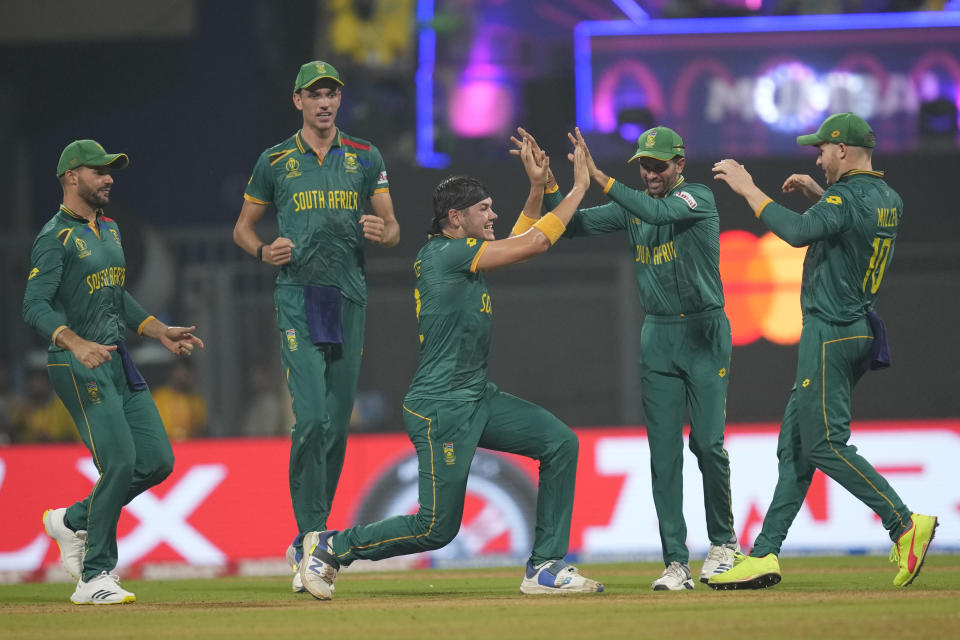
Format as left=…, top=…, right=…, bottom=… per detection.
left=377, top=171, right=388, bottom=186
left=28, top=267, right=38, bottom=280
left=825, top=195, right=842, bottom=205
left=674, top=191, right=698, bottom=209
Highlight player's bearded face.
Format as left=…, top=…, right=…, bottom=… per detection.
left=456, top=197, right=497, bottom=241
left=638, top=158, right=683, bottom=198
left=75, top=167, right=113, bottom=208
left=816, top=143, right=842, bottom=185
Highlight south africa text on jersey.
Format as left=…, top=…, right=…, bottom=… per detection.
left=635, top=241, right=676, bottom=265
left=87, top=266, right=126, bottom=294
left=292, top=189, right=359, bottom=212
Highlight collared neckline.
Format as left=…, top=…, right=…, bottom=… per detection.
left=295, top=129, right=342, bottom=156
left=840, top=169, right=884, bottom=180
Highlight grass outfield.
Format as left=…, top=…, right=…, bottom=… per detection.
left=2, top=555, right=959, bottom=640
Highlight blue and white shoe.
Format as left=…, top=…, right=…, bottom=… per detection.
left=652, top=561, right=694, bottom=591
left=520, top=559, right=604, bottom=594
left=700, top=542, right=740, bottom=584
left=285, top=536, right=306, bottom=593
left=299, top=530, right=340, bottom=600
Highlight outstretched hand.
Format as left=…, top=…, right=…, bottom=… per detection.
left=571, top=135, right=590, bottom=191
left=519, top=135, right=551, bottom=186
left=160, top=326, right=205, bottom=357
left=712, top=159, right=756, bottom=197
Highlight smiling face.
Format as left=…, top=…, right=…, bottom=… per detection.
left=451, top=197, right=497, bottom=241
left=293, top=79, right=342, bottom=135
left=637, top=156, right=685, bottom=198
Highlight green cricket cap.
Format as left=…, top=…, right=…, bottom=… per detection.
left=796, top=112, right=876, bottom=148
left=56, top=139, right=129, bottom=177
left=628, top=126, right=685, bottom=162
left=293, top=60, right=344, bottom=92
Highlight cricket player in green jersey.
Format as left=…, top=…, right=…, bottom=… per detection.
left=25, top=139, right=204, bottom=605
left=296, top=134, right=605, bottom=600
left=512, top=126, right=738, bottom=590
left=710, top=113, right=938, bottom=589
left=232, top=61, right=399, bottom=593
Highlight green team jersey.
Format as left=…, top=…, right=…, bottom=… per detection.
left=404, top=235, right=492, bottom=402
left=758, top=170, right=902, bottom=323
left=22, top=206, right=152, bottom=349
left=547, top=177, right=724, bottom=316
left=244, top=129, right=389, bottom=304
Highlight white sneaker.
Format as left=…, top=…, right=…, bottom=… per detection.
left=700, top=542, right=740, bottom=584
left=285, top=541, right=307, bottom=593
left=299, top=530, right=339, bottom=600
left=520, top=559, right=604, bottom=594
left=652, top=562, right=694, bottom=591
left=42, top=508, right=86, bottom=581
left=70, top=571, right=136, bottom=605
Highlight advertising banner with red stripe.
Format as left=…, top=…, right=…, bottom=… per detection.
left=1, top=421, right=956, bottom=582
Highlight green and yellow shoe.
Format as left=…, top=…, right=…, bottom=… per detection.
left=890, top=513, right=938, bottom=587
left=707, top=552, right=781, bottom=590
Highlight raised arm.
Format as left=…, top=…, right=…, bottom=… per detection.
left=475, top=137, right=589, bottom=270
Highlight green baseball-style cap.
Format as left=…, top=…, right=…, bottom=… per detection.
left=293, top=60, right=344, bottom=92
left=628, top=126, right=685, bottom=162
left=56, top=139, right=129, bottom=177
left=796, top=112, right=876, bottom=148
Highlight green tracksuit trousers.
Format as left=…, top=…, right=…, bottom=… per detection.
left=329, top=382, right=578, bottom=567
left=751, top=315, right=912, bottom=556
left=276, top=285, right=365, bottom=543
left=640, top=308, right=736, bottom=565
left=48, top=351, right=174, bottom=581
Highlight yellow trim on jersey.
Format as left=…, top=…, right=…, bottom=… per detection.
left=268, top=149, right=297, bottom=166
left=821, top=336, right=909, bottom=530
left=510, top=212, right=538, bottom=237
left=755, top=198, right=774, bottom=218
left=57, top=228, right=74, bottom=246
left=295, top=133, right=306, bottom=154
left=470, top=241, right=489, bottom=273
left=545, top=181, right=559, bottom=195
left=51, top=325, right=68, bottom=345
left=335, top=405, right=438, bottom=560
left=137, top=315, right=156, bottom=336
left=843, top=169, right=884, bottom=178
left=373, top=187, right=390, bottom=195
left=603, top=177, right=615, bottom=194
left=243, top=193, right=271, bottom=205
left=533, top=212, right=566, bottom=245
left=88, top=220, right=101, bottom=240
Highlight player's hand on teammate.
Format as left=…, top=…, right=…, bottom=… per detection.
left=161, top=326, right=205, bottom=357
left=781, top=173, right=824, bottom=202
left=261, top=237, right=295, bottom=266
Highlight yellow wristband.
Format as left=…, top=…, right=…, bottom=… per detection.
left=510, top=212, right=538, bottom=237
left=532, top=212, right=566, bottom=245
left=545, top=181, right=559, bottom=194
left=603, top=177, right=615, bottom=194
left=754, top=198, right=774, bottom=218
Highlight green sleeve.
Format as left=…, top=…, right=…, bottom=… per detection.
left=544, top=187, right=563, bottom=212
left=759, top=187, right=849, bottom=248
left=244, top=151, right=274, bottom=203
left=563, top=202, right=629, bottom=238
left=121, top=290, right=152, bottom=333
left=22, top=232, right=67, bottom=342
left=606, top=180, right=715, bottom=224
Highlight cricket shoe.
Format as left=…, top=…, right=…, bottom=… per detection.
left=700, top=541, right=740, bottom=584
left=708, top=552, right=781, bottom=590
left=890, top=513, right=938, bottom=587
left=651, top=561, right=694, bottom=591
left=70, top=571, right=136, bottom=605
left=299, top=530, right=340, bottom=600
left=520, top=559, right=604, bottom=594
left=285, top=538, right=306, bottom=593
left=42, top=508, right=86, bottom=581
